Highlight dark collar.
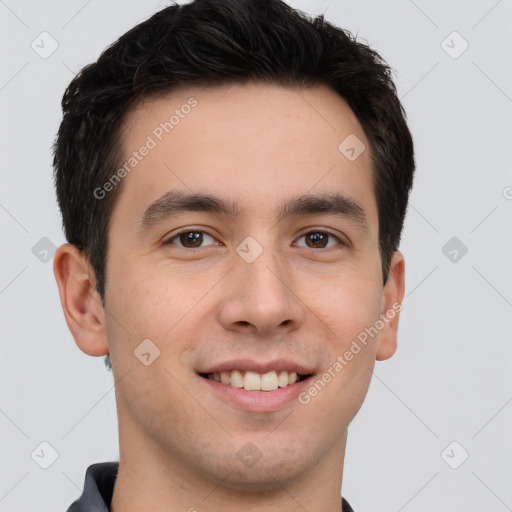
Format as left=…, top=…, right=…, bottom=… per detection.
left=66, top=462, right=117, bottom=512
left=342, top=495, right=355, bottom=512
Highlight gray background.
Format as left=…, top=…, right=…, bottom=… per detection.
left=1, top=0, right=511, bottom=510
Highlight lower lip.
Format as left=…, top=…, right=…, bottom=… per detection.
left=199, top=374, right=314, bottom=412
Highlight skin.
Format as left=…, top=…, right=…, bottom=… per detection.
left=54, top=82, right=405, bottom=512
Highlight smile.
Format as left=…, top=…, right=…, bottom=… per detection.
left=200, top=369, right=310, bottom=391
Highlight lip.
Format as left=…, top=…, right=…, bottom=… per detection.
left=198, top=373, right=314, bottom=412
left=198, top=358, right=315, bottom=375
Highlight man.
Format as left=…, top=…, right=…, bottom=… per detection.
left=52, top=0, right=414, bottom=510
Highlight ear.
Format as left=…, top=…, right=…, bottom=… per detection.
left=375, top=251, right=405, bottom=361
left=53, top=243, right=109, bottom=357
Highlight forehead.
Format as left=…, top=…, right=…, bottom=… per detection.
left=111, top=81, right=377, bottom=231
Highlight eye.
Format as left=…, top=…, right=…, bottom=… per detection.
left=163, top=229, right=345, bottom=250
left=163, top=230, right=218, bottom=249
left=295, top=230, right=343, bottom=249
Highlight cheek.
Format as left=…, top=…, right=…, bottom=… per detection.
left=107, top=260, right=170, bottom=324
left=301, top=279, right=381, bottom=427
left=105, top=261, right=211, bottom=362
left=103, top=263, right=166, bottom=361
left=312, top=270, right=382, bottom=343
left=321, top=275, right=381, bottom=399
left=104, top=265, right=200, bottom=423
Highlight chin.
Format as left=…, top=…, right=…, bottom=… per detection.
left=218, top=463, right=305, bottom=493
left=211, top=443, right=310, bottom=492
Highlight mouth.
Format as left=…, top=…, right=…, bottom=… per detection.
left=196, top=359, right=316, bottom=411
left=198, top=370, right=313, bottom=392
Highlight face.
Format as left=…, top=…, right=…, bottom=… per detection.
left=76, top=82, right=404, bottom=490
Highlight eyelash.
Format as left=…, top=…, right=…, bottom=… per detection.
left=162, top=229, right=346, bottom=250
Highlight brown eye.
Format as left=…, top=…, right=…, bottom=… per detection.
left=180, top=231, right=203, bottom=248
left=164, top=230, right=216, bottom=248
left=296, top=231, right=342, bottom=249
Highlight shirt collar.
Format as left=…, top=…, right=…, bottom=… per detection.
left=66, top=462, right=118, bottom=512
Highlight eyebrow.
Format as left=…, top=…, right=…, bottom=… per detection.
left=137, top=190, right=368, bottom=232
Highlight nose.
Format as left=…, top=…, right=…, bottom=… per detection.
left=217, top=245, right=305, bottom=337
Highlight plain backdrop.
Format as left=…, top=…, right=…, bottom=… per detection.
left=1, top=1, right=511, bottom=511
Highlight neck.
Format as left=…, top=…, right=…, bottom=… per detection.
left=110, top=412, right=348, bottom=512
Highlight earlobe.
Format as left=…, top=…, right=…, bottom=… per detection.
left=53, top=243, right=109, bottom=357
left=376, top=251, right=405, bottom=361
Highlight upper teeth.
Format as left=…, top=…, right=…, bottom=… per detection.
left=207, top=370, right=300, bottom=391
